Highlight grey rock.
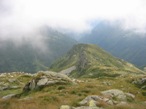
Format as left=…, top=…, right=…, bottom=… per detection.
left=141, top=85, right=146, bottom=90
left=74, top=106, right=101, bottom=109
left=60, top=105, right=72, bottom=109
left=106, top=100, right=113, bottom=105
left=20, top=97, right=33, bottom=101
left=8, top=79, right=16, bottom=83
left=132, top=77, right=146, bottom=85
left=2, top=94, right=16, bottom=100
left=46, top=81, right=57, bottom=85
left=79, top=95, right=102, bottom=105
left=29, top=79, right=36, bottom=90
left=116, top=101, right=127, bottom=106
left=10, top=86, right=20, bottom=89
left=89, top=100, right=97, bottom=107
left=101, top=89, right=127, bottom=101
left=37, top=78, right=48, bottom=86
left=23, top=71, right=74, bottom=92
left=0, top=86, right=9, bottom=91
left=125, top=93, right=135, bottom=100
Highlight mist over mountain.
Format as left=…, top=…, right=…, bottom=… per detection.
left=80, top=22, right=146, bottom=68
left=0, top=27, right=77, bottom=73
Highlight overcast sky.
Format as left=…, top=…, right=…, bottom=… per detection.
left=0, top=0, right=146, bottom=39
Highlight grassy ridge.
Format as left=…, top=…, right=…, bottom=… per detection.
left=50, top=44, right=145, bottom=77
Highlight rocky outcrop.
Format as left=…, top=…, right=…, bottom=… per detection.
left=0, top=72, right=33, bottom=91
left=60, top=105, right=101, bottom=109
left=60, top=89, right=135, bottom=109
left=101, top=89, right=135, bottom=102
left=23, top=71, right=74, bottom=92
left=132, top=76, right=146, bottom=89
left=79, top=95, right=103, bottom=105
left=2, top=94, right=16, bottom=100
left=102, top=89, right=130, bottom=101
left=74, top=107, right=101, bottom=109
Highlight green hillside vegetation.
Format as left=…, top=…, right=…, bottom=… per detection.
left=50, top=44, right=145, bottom=78
left=1, top=73, right=146, bottom=109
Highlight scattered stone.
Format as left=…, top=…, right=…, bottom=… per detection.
left=125, top=93, right=135, bottom=100
left=132, top=77, right=146, bottom=86
left=20, top=97, right=33, bottom=101
left=0, top=86, right=9, bottom=91
left=2, top=94, right=16, bottom=100
left=10, top=86, right=20, bottom=89
left=106, top=100, right=113, bottom=105
left=141, top=85, right=146, bottom=90
left=89, top=100, right=97, bottom=107
left=117, top=101, right=127, bottom=106
left=101, top=89, right=127, bottom=101
left=74, top=106, right=100, bottom=109
left=102, top=82, right=111, bottom=86
left=79, top=95, right=102, bottom=105
left=60, top=105, right=72, bottom=109
left=8, top=79, right=16, bottom=83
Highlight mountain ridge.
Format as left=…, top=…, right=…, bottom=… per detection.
left=80, top=22, right=146, bottom=68
left=50, top=44, right=145, bottom=77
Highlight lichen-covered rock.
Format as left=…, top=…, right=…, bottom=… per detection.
left=101, top=89, right=135, bottom=102
left=74, top=106, right=100, bottom=109
left=89, top=100, right=97, bottom=107
left=132, top=77, right=146, bottom=90
left=23, top=71, right=74, bottom=92
left=60, top=105, right=72, bottom=109
left=2, top=94, right=16, bottom=100
left=79, top=95, right=102, bottom=105
left=78, top=89, right=135, bottom=108
left=37, top=78, right=48, bottom=86
left=101, top=89, right=127, bottom=101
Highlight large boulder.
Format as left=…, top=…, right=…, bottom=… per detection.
left=101, top=89, right=127, bottom=101
left=23, top=71, right=73, bottom=92
left=101, top=89, right=135, bottom=102
left=78, top=89, right=135, bottom=107
left=60, top=89, right=135, bottom=109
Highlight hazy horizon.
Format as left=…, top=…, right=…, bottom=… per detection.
left=0, top=0, right=146, bottom=41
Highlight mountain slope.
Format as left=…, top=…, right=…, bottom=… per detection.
left=50, top=44, right=145, bottom=77
left=80, top=22, right=146, bottom=68
left=0, top=27, right=77, bottom=73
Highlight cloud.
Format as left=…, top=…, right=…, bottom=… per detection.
left=0, top=0, right=146, bottom=39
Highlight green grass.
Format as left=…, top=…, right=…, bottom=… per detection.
left=1, top=76, right=146, bottom=109
left=50, top=44, right=145, bottom=78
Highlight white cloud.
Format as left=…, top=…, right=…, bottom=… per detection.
left=0, top=0, right=146, bottom=38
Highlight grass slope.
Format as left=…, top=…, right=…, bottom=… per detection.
left=50, top=44, right=145, bottom=77
left=1, top=76, right=146, bottom=109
